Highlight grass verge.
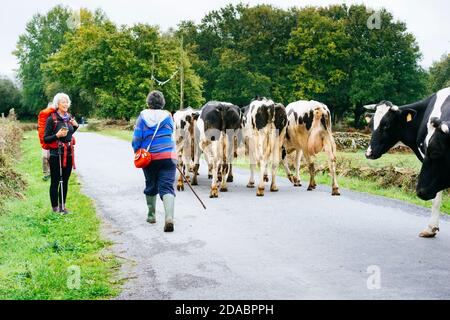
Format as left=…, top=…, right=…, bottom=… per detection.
left=0, top=131, right=121, bottom=300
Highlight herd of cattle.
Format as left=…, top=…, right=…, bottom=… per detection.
left=172, top=87, right=450, bottom=238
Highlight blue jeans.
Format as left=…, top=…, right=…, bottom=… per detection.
left=143, top=159, right=176, bottom=199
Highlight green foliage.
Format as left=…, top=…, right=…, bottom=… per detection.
left=427, top=54, right=450, bottom=93
left=0, top=77, right=22, bottom=116
left=43, top=22, right=204, bottom=119
left=14, top=5, right=75, bottom=116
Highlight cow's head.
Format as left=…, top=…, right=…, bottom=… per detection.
left=364, top=101, right=416, bottom=159
left=416, top=118, right=450, bottom=200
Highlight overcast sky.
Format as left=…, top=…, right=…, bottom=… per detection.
left=1, top=0, right=449, bottom=80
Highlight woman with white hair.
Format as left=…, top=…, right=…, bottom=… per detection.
left=43, top=93, right=79, bottom=214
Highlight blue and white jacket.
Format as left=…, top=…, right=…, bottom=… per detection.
left=132, top=109, right=177, bottom=160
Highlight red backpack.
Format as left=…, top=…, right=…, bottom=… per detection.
left=38, top=107, right=60, bottom=150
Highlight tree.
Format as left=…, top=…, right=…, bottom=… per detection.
left=287, top=7, right=352, bottom=120
left=428, top=53, right=450, bottom=93
left=14, top=6, right=74, bottom=115
left=44, top=22, right=204, bottom=119
left=0, top=77, right=22, bottom=116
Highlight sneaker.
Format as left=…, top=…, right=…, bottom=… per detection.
left=52, top=207, right=60, bottom=213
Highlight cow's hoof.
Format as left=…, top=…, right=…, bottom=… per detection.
left=227, top=176, right=234, bottom=183
left=208, top=175, right=213, bottom=180
left=210, top=187, right=219, bottom=198
left=287, top=174, right=295, bottom=183
left=247, top=182, right=255, bottom=188
left=263, top=175, right=269, bottom=183
left=256, top=187, right=265, bottom=197
left=294, top=182, right=302, bottom=187
left=307, top=185, right=314, bottom=191
left=419, top=226, right=439, bottom=238
left=192, top=180, right=198, bottom=186
left=270, top=185, right=279, bottom=192
left=220, top=187, right=228, bottom=192
left=332, top=188, right=341, bottom=196
left=177, top=184, right=184, bottom=192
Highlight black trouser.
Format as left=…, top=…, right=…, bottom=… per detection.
left=49, top=154, right=73, bottom=208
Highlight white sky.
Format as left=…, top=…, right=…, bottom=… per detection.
left=1, top=0, right=449, bottom=80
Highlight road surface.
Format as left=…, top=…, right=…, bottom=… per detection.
left=75, top=132, right=450, bottom=299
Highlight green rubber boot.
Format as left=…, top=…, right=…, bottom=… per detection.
left=146, top=195, right=157, bottom=224
left=162, top=194, right=175, bottom=232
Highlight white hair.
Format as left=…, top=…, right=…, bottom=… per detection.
left=53, top=93, right=71, bottom=110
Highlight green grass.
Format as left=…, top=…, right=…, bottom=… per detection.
left=90, top=127, right=450, bottom=214
left=0, top=131, right=121, bottom=300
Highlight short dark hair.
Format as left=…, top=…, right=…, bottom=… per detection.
left=147, top=91, right=166, bottom=109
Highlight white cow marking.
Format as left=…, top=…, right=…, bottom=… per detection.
left=373, top=104, right=392, bottom=131
left=425, top=87, right=450, bottom=148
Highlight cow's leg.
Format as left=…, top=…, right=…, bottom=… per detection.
left=324, top=139, right=340, bottom=196
left=227, top=165, right=234, bottom=183
left=419, top=191, right=442, bottom=238
left=208, top=141, right=220, bottom=198
left=281, top=147, right=294, bottom=184
left=293, top=150, right=302, bottom=187
left=176, top=161, right=185, bottom=192
left=191, top=138, right=202, bottom=186
left=257, top=158, right=267, bottom=196
left=270, top=135, right=283, bottom=192
left=304, top=154, right=317, bottom=191
left=248, top=163, right=256, bottom=188
left=247, top=132, right=256, bottom=188
left=220, top=133, right=230, bottom=192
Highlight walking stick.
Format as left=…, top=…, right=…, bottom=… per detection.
left=58, top=143, right=65, bottom=212
left=177, top=166, right=207, bottom=210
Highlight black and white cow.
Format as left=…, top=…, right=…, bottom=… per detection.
left=282, top=100, right=340, bottom=196
left=243, top=98, right=287, bottom=196
left=365, top=87, right=450, bottom=237
left=196, top=101, right=241, bottom=198
left=173, top=107, right=200, bottom=190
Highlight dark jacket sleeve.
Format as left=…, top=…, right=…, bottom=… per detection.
left=44, top=116, right=58, bottom=144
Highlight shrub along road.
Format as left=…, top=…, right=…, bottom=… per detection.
left=75, top=132, right=450, bottom=299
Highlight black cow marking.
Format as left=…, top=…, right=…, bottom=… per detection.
left=321, top=114, right=327, bottom=130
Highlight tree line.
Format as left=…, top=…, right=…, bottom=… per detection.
left=1, top=3, right=449, bottom=127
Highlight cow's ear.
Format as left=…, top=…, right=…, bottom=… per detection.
left=440, top=121, right=449, bottom=134
left=400, top=108, right=417, bottom=123
left=364, top=112, right=374, bottom=124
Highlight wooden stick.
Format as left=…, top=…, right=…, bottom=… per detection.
left=177, top=166, right=207, bottom=210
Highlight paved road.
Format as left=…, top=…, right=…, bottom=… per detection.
left=75, top=132, right=450, bottom=300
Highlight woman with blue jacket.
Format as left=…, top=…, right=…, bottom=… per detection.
left=132, top=91, right=177, bottom=232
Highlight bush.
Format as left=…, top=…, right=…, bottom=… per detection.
left=0, top=118, right=26, bottom=212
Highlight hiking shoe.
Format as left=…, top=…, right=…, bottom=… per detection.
left=59, top=207, right=72, bottom=215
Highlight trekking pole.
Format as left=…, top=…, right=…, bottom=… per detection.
left=176, top=166, right=207, bottom=210
left=58, top=143, right=65, bottom=212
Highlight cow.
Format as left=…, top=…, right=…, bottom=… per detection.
left=173, top=107, right=200, bottom=191
left=243, top=98, right=287, bottom=196
left=196, top=101, right=241, bottom=198
left=364, top=86, right=450, bottom=238
left=281, top=100, right=340, bottom=196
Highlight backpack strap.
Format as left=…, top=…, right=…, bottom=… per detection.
left=51, top=113, right=58, bottom=131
